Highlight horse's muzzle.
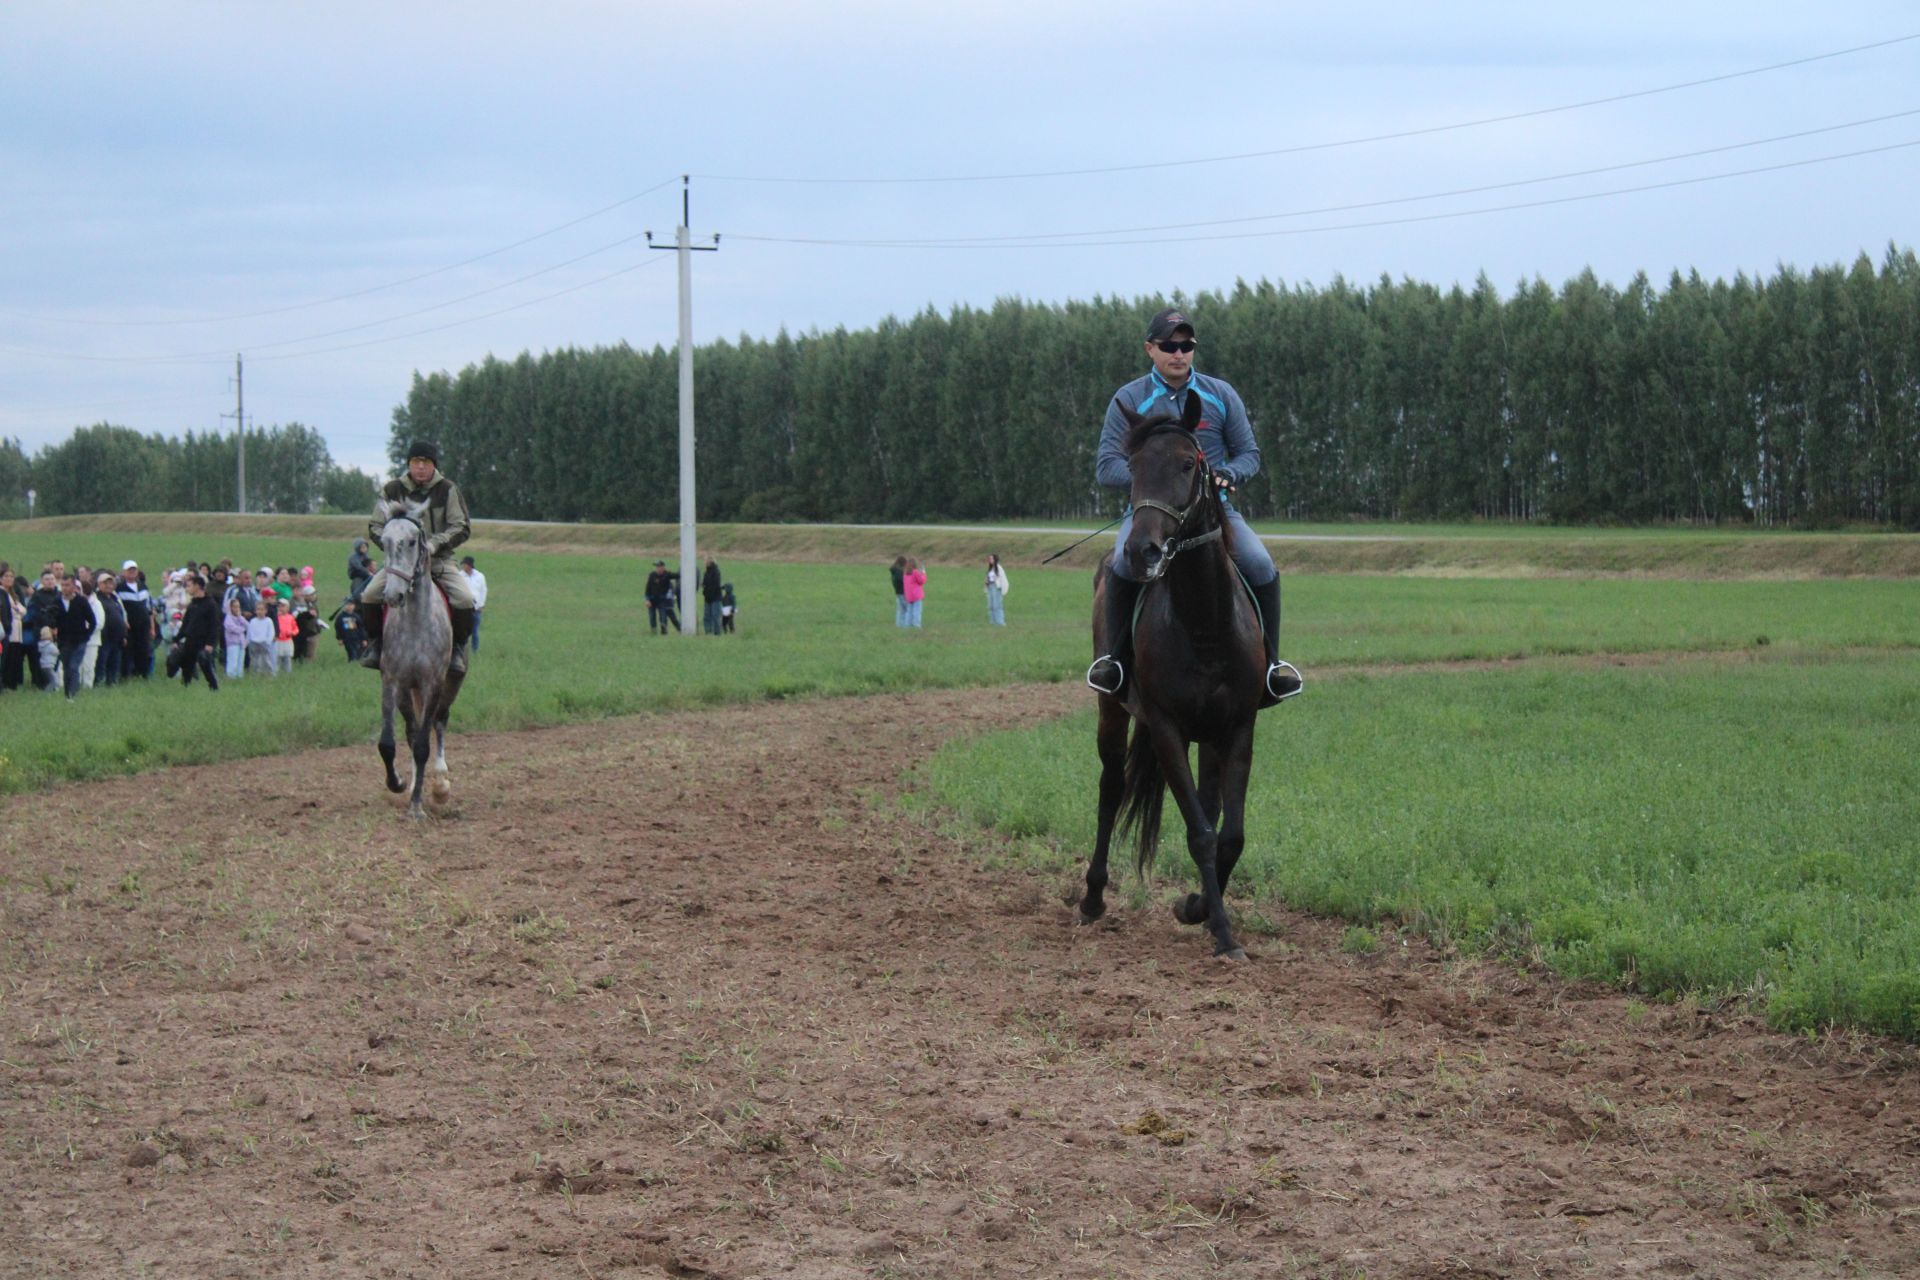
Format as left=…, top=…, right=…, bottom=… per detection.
left=1135, top=539, right=1169, bottom=583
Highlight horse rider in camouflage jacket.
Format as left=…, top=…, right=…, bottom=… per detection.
left=356, top=439, right=478, bottom=673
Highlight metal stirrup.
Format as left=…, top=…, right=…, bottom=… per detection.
left=1266, top=660, right=1303, bottom=700
left=1086, top=655, right=1125, bottom=695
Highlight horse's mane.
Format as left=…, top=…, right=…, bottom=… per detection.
left=380, top=498, right=429, bottom=528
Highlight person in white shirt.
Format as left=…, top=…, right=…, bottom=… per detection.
left=983, top=554, right=1010, bottom=626
left=459, top=556, right=489, bottom=653
left=78, top=568, right=106, bottom=689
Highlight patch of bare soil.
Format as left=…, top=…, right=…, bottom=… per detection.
left=3, top=685, right=1916, bottom=1278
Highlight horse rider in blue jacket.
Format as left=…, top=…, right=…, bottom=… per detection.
left=1086, top=308, right=1302, bottom=706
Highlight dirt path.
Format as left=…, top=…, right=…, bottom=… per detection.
left=3, top=684, right=1916, bottom=1278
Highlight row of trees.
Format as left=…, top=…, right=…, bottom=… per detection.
left=5, top=423, right=377, bottom=519
left=13, top=249, right=1915, bottom=528
left=393, top=246, right=1920, bottom=528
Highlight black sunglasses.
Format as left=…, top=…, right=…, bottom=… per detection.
left=1153, top=339, right=1197, bottom=354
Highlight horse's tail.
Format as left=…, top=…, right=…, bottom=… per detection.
left=1116, top=722, right=1165, bottom=882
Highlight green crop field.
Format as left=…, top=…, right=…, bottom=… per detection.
left=3, top=518, right=1917, bottom=1037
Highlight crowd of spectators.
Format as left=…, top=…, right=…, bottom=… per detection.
left=0, top=555, right=342, bottom=698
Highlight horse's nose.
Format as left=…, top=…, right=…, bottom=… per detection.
left=1139, top=542, right=1164, bottom=571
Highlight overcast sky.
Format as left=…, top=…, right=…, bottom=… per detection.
left=3, top=2, right=1915, bottom=479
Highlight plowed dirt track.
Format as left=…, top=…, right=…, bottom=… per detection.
left=4, top=683, right=1916, bottom=1278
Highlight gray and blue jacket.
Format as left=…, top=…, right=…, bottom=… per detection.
left=1096, top=369, right=1261, bottom=495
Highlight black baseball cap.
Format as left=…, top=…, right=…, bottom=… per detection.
left=1146, top=308, right=1195, bottom=341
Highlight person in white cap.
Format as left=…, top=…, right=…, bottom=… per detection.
left=115, top=562, right=155, bottom=678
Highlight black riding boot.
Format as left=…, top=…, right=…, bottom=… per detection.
left=449, top=606, right=473, bottom=674
left=1250, top=577, right=1303, bottom=706
left=357, top=603, right=384, bottom=669
left=1086, top=572, right=1143, bottom=696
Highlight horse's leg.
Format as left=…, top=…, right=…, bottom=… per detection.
left=1150, top=722, right=1243, bottom=960
left=405, top=690, right=433, bottom=819
left=1080, top=696, right=1130, bottom=923
left=379, top=681, right=405, bottom=793
left=1179, top=742, right=1227, bottom=928
left=434, top=669, right=465, bottom=775
left=1213, top=722, right=1257, bottom=902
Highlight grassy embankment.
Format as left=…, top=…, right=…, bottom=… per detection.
left=3, top=515, right=1917, bottom=1037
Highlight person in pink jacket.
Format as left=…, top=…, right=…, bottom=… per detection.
left=902, top=558, right=927, bottom=628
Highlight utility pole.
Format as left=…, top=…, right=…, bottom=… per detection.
left=220, top=354, right=247, bottom=514
left=648, top=177, right=719, bottom=635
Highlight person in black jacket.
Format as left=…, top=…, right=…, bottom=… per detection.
left=643, top=561, right=674, bottom=635
left=23, top=569, right=59, bottom=690
left=93, top=571, right=128, bottom=687
left=0, top=566, right=23, bottom=692
left=53, top=573, right=96, bottom=699
left=116, top=561, right=156, bottom=679
left=174, top=575, right=221, bottom=691
left=347, top=539, right=375, bottom=601
left=700, top=556, right=723, bottom=636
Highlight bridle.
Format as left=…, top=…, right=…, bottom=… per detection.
left=1131, top=439, right=1222, bottom=579
left=384, top=514, right=430, bottom=595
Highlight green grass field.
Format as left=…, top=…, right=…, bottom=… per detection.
left=3, top=519, right=1917, bottom=1038
left=917, top=653, right=1920, bottom=1039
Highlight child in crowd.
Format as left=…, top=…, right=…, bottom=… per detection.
left=273, top=599, right=297, bottom=672
left=293, top=588, right=323, bottom=661
left=222, top=598, right=248, bottom=680
left=720, top=583, right=737, bottom=633
left=36, top=626, right=60, bottom=693
left=246, top=599, right=277, bottom=676
left=334, top=599, right=364, bottom=663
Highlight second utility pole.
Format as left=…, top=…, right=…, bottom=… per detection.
left=649, top=176, right=719, bottom=635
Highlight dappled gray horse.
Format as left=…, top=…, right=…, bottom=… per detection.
left=375, top=500, right=466, bottom=818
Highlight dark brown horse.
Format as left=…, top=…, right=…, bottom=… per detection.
left=1080, top=393, right=1267, bottom=959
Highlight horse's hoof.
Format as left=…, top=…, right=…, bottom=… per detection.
left=1174, top=893, right=1208, bottom=926
left=1077, top=900, right=1106, bottom=925
left=1214, top=946, right=1249, bottom=963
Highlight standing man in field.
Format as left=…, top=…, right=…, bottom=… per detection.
left=1086, top=308, right=1301, bottom=706
left=644, top=561, right=673, bottom=635
left=459, top=555, right=488, bottom=653
left=356, top=440, right=477, bottom=673
left=53, top=573, right=95, bottom=699
left=116, top=561, right=155, bottom=679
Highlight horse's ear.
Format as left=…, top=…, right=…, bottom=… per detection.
left=1119, top=402, right=1143, bottom=430
left=1182, top=389, right=1203, bottom=433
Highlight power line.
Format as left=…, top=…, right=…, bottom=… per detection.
left=247, top=253, right=673, bottom=362
left=726, top=109, right=1920, bottom=247
left=726, top=138, right=1920, bottom=250
left=0, top=175, right=682, bottom=329
left=2, top=242, right=673, bottom=366
left=695, top=33, right=1920, bottom=185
